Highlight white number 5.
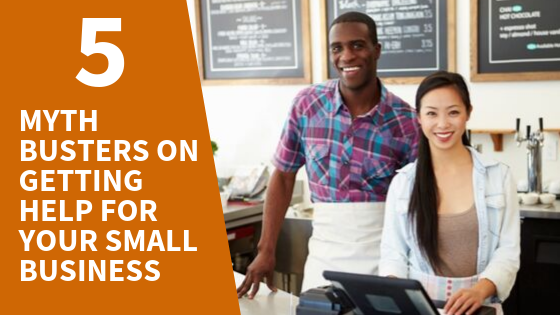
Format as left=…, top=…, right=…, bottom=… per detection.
left=76, top=18, right=124, bottom=87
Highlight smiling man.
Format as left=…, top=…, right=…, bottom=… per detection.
left=237, top=12, right=420, bottom=298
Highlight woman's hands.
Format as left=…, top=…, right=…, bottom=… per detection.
left=444, top=287, right=484, bottom=315
left=444, top=278, right=496, bottom=315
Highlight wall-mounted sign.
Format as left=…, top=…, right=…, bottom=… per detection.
left=195, top=0, right=311, bottom=85
left=321, top=0, right=456, bottom=84
left=472, top=0, right=560, bottom=82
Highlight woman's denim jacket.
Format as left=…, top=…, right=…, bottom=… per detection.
left=379, top=147, right=521, bottom=302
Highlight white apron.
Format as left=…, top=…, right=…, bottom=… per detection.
left=301, top=202, right=385, bottom=291
left=409, top=269, right=503, bottom=315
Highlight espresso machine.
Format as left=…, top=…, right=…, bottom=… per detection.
left=515, top=118, right=545, bottom=194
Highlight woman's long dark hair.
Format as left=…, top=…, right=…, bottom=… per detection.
left=409, top=71, right=472, bottom=272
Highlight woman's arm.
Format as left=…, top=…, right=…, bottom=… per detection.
left=444, top=278, right=496, bottom=315
left=479, top=166, right=521, bottom=302
left=379, top=172, right=410, bottom=278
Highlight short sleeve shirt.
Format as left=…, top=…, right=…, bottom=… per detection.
left=273, top=79, right=419, bottom=202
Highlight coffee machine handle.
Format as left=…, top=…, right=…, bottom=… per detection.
left=539, top=117, right=543, bottom=132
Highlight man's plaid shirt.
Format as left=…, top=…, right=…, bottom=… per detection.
left=273, top=80, right=419, bottom=202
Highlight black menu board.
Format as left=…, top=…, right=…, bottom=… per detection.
left=324, top=0, right=455, bottom=83
left=195, top=0, right=311, bottom=84
left=473, top=0, right=560, bottom=81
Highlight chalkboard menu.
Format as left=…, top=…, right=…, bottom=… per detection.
left=472, top=0, right=560, bottom=82
left=323, top=0, right=455, bottom=84
left=195, top=0, right=311, bottom=85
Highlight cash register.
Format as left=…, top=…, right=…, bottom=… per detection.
left=296, top=271, right=496, bottom=315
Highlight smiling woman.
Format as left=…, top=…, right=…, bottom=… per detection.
left=417, top=84, right=472, bottom=153
left=380, top=71, right=520, bottom=315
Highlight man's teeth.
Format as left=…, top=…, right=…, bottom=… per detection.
left=436, top=132, right=453, bottom=138
left=342, top=67, right=360, bottom=71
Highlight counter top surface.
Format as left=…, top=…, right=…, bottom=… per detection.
left=223, top=181, right=304, bottom=229
left=520, top=200, right=560, bottom=220
left=235, top=271, right=297, bottom=315
left=223, top=202, right=264, bottom=223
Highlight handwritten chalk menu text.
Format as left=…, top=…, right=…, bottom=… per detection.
left=478, top=0, right=560, bottom=74
left=326, top=0, right=451, bottom=79
left=199, top=0, right=305, bottom=80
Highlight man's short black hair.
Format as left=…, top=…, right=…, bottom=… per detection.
left=330, top=11, right=378, bottom=44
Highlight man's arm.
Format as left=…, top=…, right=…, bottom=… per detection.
left=236, top=169, right=297, bottom=299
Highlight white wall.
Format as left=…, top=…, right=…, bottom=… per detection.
left=188, top=0, right=560, bottom=193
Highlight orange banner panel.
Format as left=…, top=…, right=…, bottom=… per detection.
left=0, top=1, right=239, bottom=314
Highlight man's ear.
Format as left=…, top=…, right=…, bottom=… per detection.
left=374, top=43, right=381, bottom=60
